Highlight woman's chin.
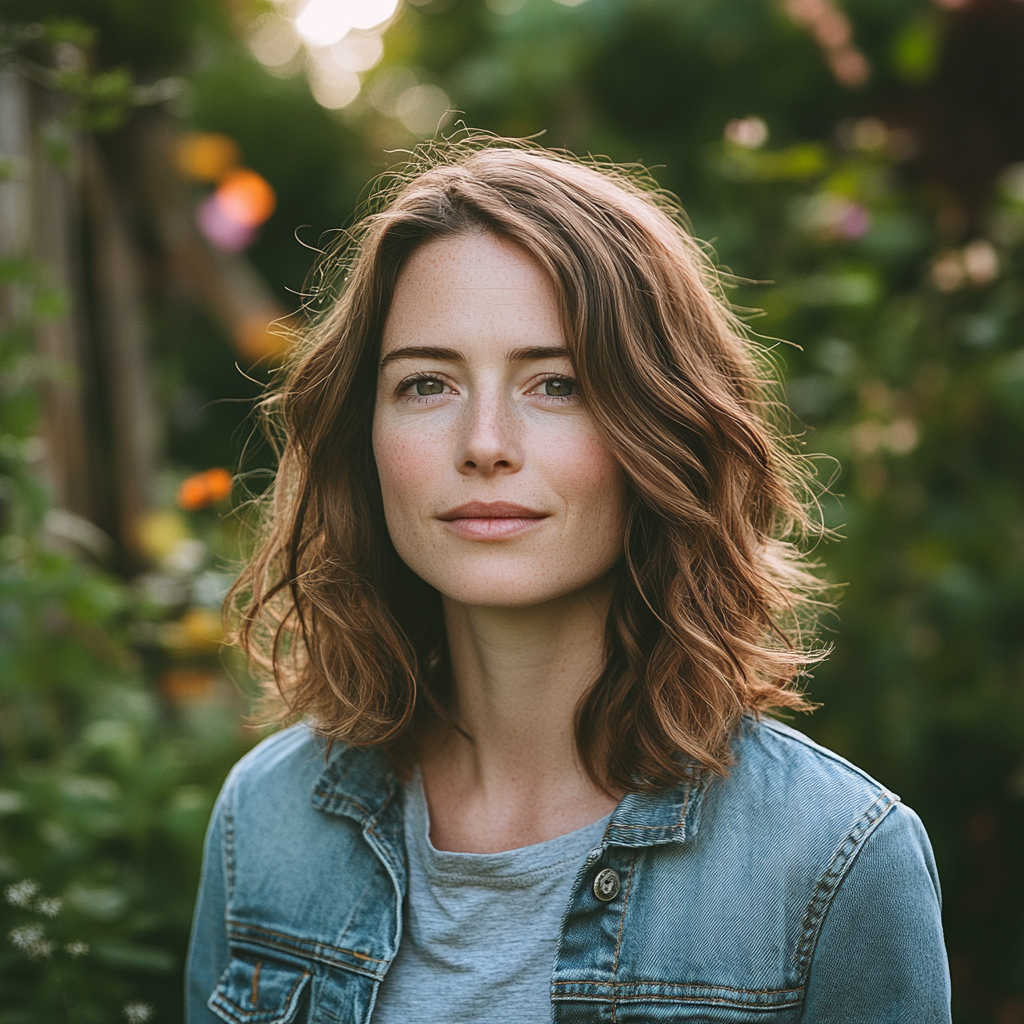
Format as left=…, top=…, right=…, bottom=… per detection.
left=423, top=569, right=575, bottom=610
left=437, top=582, right=570, bottom=610
left=429, top=566, right=618, bottom=612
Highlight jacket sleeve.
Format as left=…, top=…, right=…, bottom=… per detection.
left=185, top=776, right=233, bottom=1023
left=800, top=802, right=951, bottom=1023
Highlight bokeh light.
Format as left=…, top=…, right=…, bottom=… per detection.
left=998, top=163, right=1024, bottom=203
left=176, top=135, right=278, bottom=254
left=724, top=116, right=769, bottom=149
left=829, top=47, right=870, bottom=88
left=793, top=192, right=871, bottom=240
left=246, top=13, right=302, bottom=69
left=158, top=607, right=224, bottom=655
left=329, top=31, right=385, bottom=72
left=962, top=240, right=998, bottom=286
left=308, top=48, right=362, bottom=109
left=850, top=117, right=887, bottom=152
left=930, top=241, right=999, bottom=292
left=295, top=0, right=400, bottom=47
left=242, top=1, right=443, bottom=118
left=368, top=66, right=418, bottom=116
left=196, top=194, right=257, bottom=252
left=215, top=169, right=276, bottom=228
left=174, top=133, right=241, bottom=182
left=160, top=668, right=217, bottom=703
left=176, top=468, right=234, bottom=511
left=233, top=313, right=293, bottom=363
left=784, top=0, right=871, bottom=88
left=137, top=510, right=192, bottom=565
left=395, top=83, right=452, bottom=136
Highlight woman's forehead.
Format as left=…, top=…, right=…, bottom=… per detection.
left=380, top=233, right=566, bottom=362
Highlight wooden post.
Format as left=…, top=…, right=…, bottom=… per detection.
left=30, top=86, right=96, bottom=523
left=0, top=66, right=31, bottom=323
left=82, top=134, right=157, bottom=560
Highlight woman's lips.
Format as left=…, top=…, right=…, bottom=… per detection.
left=437, top=502, right=549, bottom=540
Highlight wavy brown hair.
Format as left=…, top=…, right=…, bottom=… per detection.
left=229, top=138, right=828, bottom=792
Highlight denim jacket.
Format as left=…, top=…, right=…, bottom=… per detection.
left=186, top=716, right=951, bottom=1023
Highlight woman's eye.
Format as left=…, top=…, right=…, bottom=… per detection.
left=413, top=379, right=445, bottom=396
left=542, top=378, right=575, bottom=397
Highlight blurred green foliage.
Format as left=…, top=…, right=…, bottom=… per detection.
left=1, top=0, right=1022, bottom=1021
left=0, top=258, right=256, bottom=1021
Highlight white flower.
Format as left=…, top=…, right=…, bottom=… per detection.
left=36, top=896, right=63, bottom=917
left=8, top=923, right=56, bottom=959
left=9, top=923, right=43, bottom=949
left=5, top=880, right=40, bottom=908
left=65, top=941, right=90, bottom=957
left=123, top=1003, right=155, bottom=1024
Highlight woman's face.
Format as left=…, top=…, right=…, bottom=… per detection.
left=373, top=231, right=627, bottom=608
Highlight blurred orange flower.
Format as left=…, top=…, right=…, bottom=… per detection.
left=233, top=312, right=292, bottom=363
left=160, top=668, right=217, bottom=702
left=177, top=468, right=233, bottom=511
left=215, top=169, right=277, bottom=228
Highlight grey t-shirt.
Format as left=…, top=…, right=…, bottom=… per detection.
left=371, top=773, right=610, bottom=1024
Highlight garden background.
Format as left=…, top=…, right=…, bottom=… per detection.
left=0, top=0, right=1021, bottom=1020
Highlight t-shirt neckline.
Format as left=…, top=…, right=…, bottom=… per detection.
left=405, top=771, right=611, bottom=887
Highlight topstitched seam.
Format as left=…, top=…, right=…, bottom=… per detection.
left=607, top=822, right=685, bottom=832
left=677, top=783, right=691, bottom=830
left=550, top=980, right=805, bottom=995
left=227, top=920, right=384, bottom=964
left=223, top=786, right=236, bottom=901
left=315, top=790, right=374, bottom=819
left=551, top=991, right=803, bottom=1008
left=793, top=792, right=895, bottom=979
left=610, top=856, right=637, bottom=1024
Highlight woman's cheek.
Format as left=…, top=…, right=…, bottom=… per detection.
left=374, top=423, right=445, bottom=541
left=551, top=424, right=625, bottom=509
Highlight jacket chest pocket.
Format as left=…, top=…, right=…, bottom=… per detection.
left=551, top=981, right=806, bottom=1024
left=209, top=953, right=312, bottom=1024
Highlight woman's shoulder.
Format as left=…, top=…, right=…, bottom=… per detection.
left=683, top=716, right=940, bottom=918
left=711, top=715, right=923, bottom=864
left=217, top=724, right=396, bottom=829
left=218, top=723, right=338, bottom=811
left=731, top=714, right=895, bottom=804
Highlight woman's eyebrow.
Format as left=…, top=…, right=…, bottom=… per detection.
left=379, top=346, right=461, bottom=368
left=507, top=345, right=569, bottom=363
left=379, top=345, right=568, bottom=369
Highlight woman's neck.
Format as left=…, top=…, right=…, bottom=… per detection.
left=418, top=576, right=621, bottom=853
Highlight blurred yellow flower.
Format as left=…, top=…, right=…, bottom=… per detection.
left=159, top=607, right=224, bottom=655
left=137, top=510, right=191, bottom=564
left=174, top=132, right=241, bottom=183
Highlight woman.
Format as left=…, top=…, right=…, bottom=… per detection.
left=187, top=141, right=950, bottom=1023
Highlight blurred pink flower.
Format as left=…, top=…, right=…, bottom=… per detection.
left=839, top=201, right=871, bottom=239
left=196, top=194, right=257, bottom=252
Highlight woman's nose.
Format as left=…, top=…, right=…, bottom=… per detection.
left=457, top=393, right=523, bottom=476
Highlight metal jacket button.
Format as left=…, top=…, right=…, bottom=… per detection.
left=593, top=867, right=620, bottom=902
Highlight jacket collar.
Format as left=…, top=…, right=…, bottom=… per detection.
left=311, top=742, right=401, bottom=826
left=311, top=743, right=709, bottom=848
left=605, top=769, right=709, bottom=847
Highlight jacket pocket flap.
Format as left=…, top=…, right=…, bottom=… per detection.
left=208, top=955, right=311, bottom=1024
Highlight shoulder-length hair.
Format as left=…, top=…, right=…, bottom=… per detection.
left=229, top=138, right=827, bottom=792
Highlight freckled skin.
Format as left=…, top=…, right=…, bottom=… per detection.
left=372, top=232, right=627, bottom=609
